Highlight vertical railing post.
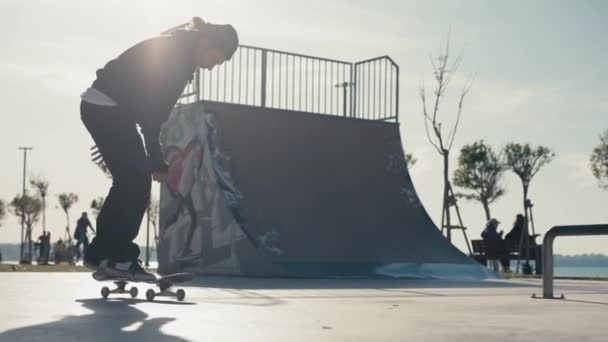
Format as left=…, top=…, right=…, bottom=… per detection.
left=261, top=49, right=268, bottom=107
left=351, top=63, right=356, bottom=118
left=395, top=64, right=399, bottom=123
left=195, top=68, right=201, bottom=103
left=342, top=85, right=348, bottom=117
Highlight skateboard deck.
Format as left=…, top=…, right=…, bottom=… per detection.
left=93, top=271, right=194, bottom=301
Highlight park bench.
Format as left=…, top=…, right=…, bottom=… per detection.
left=471, top=239, right=543, bottom=274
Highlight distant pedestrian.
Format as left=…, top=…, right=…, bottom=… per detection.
left=41, top=232, right=51, bottom=265
left=74, top=212, right=96, bottom=262
left=34, top=235, right=43, bottom=262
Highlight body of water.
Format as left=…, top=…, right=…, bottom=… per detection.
left=554, top=266, right=608, bottom=277
left=2, top=259, right=608, bottom=278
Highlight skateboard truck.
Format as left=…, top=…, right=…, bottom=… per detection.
left=100, top=281, right=139, bottom=299
left=145, top=285, right=186, bottom=301
left=145, top=276, right=189, bottom=301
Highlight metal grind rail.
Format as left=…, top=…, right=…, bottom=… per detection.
left=533, top=224, right=608, bottom=299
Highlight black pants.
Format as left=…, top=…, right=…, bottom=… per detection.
left=75, top=237, right=89, bottom=260
left=80, top=101, right=151, bottom=263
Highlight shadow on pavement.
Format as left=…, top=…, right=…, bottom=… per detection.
left=185, top=276, right=536, bottom=291
left=0, top=299, right=192, bottom=342
left=560, top=298, right=608, bottom=306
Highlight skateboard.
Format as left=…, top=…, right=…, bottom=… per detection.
left=92, top=271, right=193, bottom=301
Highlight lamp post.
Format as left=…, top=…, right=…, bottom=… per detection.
left=18, top=146, right=32, bottom=263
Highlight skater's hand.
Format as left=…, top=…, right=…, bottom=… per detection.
left=152, top=172, right=168, bottom=183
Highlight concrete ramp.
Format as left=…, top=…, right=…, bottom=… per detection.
left=157, top=102, right=493, bottom=279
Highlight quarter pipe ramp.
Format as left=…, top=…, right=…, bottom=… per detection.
left=157, top=101, right=493, bottom=279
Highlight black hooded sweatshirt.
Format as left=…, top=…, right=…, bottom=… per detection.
left=90, top=30, right=198, bottom=166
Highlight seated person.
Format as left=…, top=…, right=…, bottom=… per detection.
left=481, top=218, right=503, bottom=272
left=482, top=218, right=503, bottom=240
left=505, top=214, right=536, bottom=245
left=53, top=239, right=67, bottom=264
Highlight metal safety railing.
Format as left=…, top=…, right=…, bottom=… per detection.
left=354, top=56, right=399, bottom=122
left=533, top=224, right=608, bottom=299
left=179, top=45, right=399, bottom=123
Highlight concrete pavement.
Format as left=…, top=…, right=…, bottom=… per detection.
left=1, top=273, right=607, bottom=341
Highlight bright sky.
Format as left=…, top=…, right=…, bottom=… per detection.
left=0, top=0, right=606, bottom=255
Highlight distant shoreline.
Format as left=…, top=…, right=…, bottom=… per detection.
left=1, top=263, right=607, bottom=281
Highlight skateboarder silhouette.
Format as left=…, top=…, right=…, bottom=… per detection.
left=80, top=17, right=239, bottom=281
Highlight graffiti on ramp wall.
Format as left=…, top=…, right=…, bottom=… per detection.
left=158, top=103, right=243, bottom=273
left=158, top=103, right=281, bottom=274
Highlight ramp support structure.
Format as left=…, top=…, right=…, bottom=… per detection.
left=540, top=224, right=608, bottom=299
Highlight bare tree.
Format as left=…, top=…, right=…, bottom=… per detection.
left=148, top=198, right=160, bottom=249
left=30, top=178, right=50, bottom=234
left=57, top=193, right=79, bottom=243
left=147, top=198, right=160, bottom=236
left=145, top=196, right=160, bottom=267
left=420, top=37, right=473, bottom=241
left=405, top=153, right=417, bottom=169
left=453, top=141, right=507, bottom=221
left=590, top=129, right=608, bottom=189
left=90, top=196, right=105, bottom=219
left=10, top=194, right=42, bottom=263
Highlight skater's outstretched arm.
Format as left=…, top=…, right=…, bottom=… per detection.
left=88, top=223, right=96, bottom=234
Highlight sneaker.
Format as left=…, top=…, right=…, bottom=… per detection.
left=90, top=260, right=121, bottom=280
left=83, top=256, right=101, bottom=271
left=104, top=259, right=157, bottom=282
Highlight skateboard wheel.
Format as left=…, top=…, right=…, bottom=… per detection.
left=129, top=287, right=138, bottom=298
left=146, top=289, right=155, bottom=301
left=101, top=287, right=110, bottom=299
left=176, top=289, right=186, bottom=301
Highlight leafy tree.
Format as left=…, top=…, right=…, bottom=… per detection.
left=0, top=198, right=4, bottom=262
left=0, top=199, right=6, bottom=227
left=10, top=194, right=42, bottom=263
left=30, top=178, right=50, bottom=234
left=504, top=143, right=556, bottom=210
left=590, top=129, right=608, bottom=189
left=57, top=193, right=79, bottom=242
left=90, top=197, right=105, bottom=219
left=454, top=141, right=507, bottom=221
